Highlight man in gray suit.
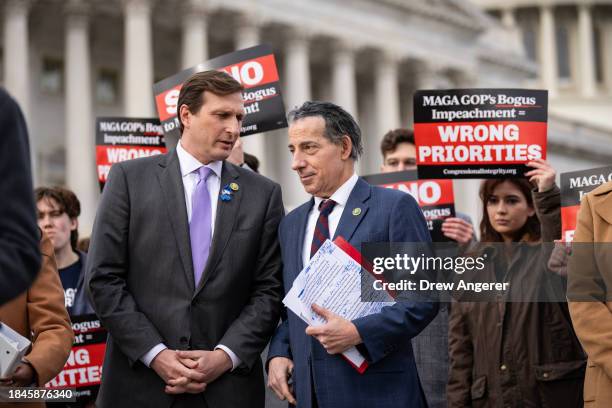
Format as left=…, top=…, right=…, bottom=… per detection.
left=87, top=70, right=284, bottom=408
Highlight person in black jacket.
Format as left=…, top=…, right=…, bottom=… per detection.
left=0, top=87, right=40, bottom=305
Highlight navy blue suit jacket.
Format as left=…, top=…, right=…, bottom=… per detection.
left=268, top=178, right=438, bottom=408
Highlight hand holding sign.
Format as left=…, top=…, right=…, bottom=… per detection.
left=414, top=89, right=548, bottom=179
left=441, top=217, right=474, bottom=244
left=548, top=239, right=571, bottom=277
left=525, top=158, right=556, bottom=192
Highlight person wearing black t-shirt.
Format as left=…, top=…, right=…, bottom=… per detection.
left=35, top=186, right=94, bottom=316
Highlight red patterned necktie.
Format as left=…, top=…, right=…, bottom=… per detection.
left=310, top=199, right=337, bottom=258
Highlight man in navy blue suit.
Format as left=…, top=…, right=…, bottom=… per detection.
left=267, top=101, right=438, bottom=408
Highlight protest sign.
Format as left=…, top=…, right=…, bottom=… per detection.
left=560, top=165, right=612, bottom=242
left=363, top=170, right=455, bottom=241
left=153, top=44, right=287, bottom=149
left=46, top=314, right=106, bottom=401
left=414, top=89, right=547, bottom=179
left=95, top=117, right=166, bottom=191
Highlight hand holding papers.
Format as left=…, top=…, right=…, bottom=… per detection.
left=282, top=238, right=394, bottom=373
left=0, top=322, right=31, bottom=379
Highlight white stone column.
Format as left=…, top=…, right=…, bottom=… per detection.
left=181, top=0, right=207, bottom=69
left=331, top=40, right=358, bottom=119
left=331, top=40, right=361, bottom=173
left=3, top=0, right=35, bottom=181
left=123, top=0, right=154, bottom=116
left=375, top=51, right=400, bottom=133
left=233, top=14, right=270, bottom=176
left=450, top=69, right=478, bottom=88
left=65, top=0, right=97, bottom=235
left=501, top=6, right=523, bottom=52
left=368, top=51, right=400, bottom=173
left=577, top=3, right=597, bottom=97
left=3, top=0, right=31, bottom=120
left=285, top=31, right=311, bottom=110
left=604, top=17, right=612, bottom=93
left=408, top=60, right=447, bottom=130
left=235, top=14, right=260, bottom=50
left=540, top=5, right=558, bottom=96
left=282, top=29, right=311, bottom=209
left=413, top=60, right=444, bottom=90
left=501, top=7, right=516, bottom=28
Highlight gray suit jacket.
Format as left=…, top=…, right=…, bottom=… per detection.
left=86, top=149, right=284, bottom=408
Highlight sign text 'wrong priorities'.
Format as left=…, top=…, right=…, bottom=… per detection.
left=414, top=89, right=548, bottom=179
left=46, top=315, right=107, bottom=401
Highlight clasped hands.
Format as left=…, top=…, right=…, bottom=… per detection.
left=150, top=348, right=232, bottom=395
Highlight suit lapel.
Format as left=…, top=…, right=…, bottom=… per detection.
left=594, top=190, right=612, bottom=226
left=293, top=199, right=314, bottom=274
left=195, top=162, right=241, bottom=296
left=333, top=178, right=371, bottom=243
left=157, top=150, right=195, bottom=291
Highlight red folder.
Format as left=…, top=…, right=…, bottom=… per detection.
left=330, top=237, right=397, bottom=374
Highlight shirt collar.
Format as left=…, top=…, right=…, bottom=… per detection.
left=313, top=173, right=359, bottom=210
left=176, top=140, right=222, bottom=178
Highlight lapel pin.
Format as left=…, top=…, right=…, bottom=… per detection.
left=229, top=182, right=239, bottom=191
left=352, top=207, right=362, bottom=216
left=220, top=184, right=234, bottom=202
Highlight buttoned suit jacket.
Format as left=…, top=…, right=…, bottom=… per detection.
left=86, top=150, right=284, bottom=408
left=268, top=178, right=438, bottom=408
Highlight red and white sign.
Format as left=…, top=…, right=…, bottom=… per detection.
left=414, top=89, right=548, bottom=179
left=152, top=45, right=288, bottom=148
left=363, top=171, right=455, bottom=241
left=95, top=117, right=166, bottom=191
left=560, top=166, right=612, bottom=242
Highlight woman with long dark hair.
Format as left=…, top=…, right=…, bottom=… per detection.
left=447, top=159, right=586, bottom=407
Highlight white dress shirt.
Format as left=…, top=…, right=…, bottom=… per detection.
left=302, top=173, right=359, bottom=267
left=141, top=141, right=241, bottom=370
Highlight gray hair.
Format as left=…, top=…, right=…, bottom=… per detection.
left=287, top=101, right=363, bottom=160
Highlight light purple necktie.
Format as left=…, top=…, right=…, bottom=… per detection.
left=190, top=166, right=212, bottom=286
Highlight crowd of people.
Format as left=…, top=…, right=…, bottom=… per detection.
left=0, top=69, right=610, bottom=408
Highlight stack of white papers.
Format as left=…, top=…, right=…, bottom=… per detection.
left=0, top=322, right=31, bottom=378
left=283, top=239, right=394, bottom=371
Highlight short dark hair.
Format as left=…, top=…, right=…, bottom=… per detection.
left=243, top=152, right=260, bottom=173
left=380, top=128, right=415, bottom=158
left=177, top=70, right=244, bottom=134
left=479, top=178, right=540, bottom=242
left=35, top=186, right=81, bottom=250
left=287, top=101, right=363, bottom=160
left=77, top=237, right=90, bottom=253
